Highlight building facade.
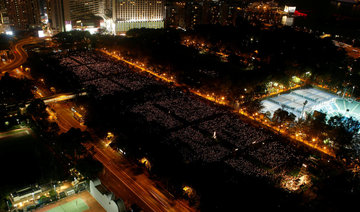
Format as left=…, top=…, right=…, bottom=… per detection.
left=48, top=0, right=109, bottom=33
left=48, top=0, right=66, bottom=32
left=112, top=0, right=165, bottom=33
left=89, top=179, right=126, bottom=212
left=67, top=0, right=105, bottom=21
left=165, top=0, right=243, bottom=30
left=3, top=0, right=41, bottom=30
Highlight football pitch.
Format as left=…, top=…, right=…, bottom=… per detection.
left=46, top=198, right=89, bottom=212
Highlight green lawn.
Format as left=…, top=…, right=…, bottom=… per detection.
left=46, top=198, right=89, bottom=212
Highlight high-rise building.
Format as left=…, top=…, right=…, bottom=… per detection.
left=68, top=0, right=105, bottom=21
left=165, top=0, right=243, bottom=30
left=112, top=0, right=165, bottom=33
left=48, top=0, right=164, bottom=34
left=48, top=0, right=66, bottom=32
left=48, top=0, right=109, bottom=33
left=3, top=0, right=41, bottom=30
left=165, top=1, right=186, bottom=29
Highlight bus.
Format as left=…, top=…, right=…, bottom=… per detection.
left=71, top=107, right=84, bottom=123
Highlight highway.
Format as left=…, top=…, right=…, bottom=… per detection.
left=88, top=143, right=195, bottom=212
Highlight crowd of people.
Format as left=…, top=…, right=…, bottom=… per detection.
left=83, top=78, right=126, bottom=96
left=53, top=52, right=165, bottom=97
left=58, top=57, right=79, bottom=67
left=157, top=93, right=221, bottom=122
left=53, top=50, right=307, bottom=182
left=248, top=141, right=304, bottom=169
left=225, top=158, right=271, bottom=179
left=131, top=102, right=181, bottom=129
left=70, top=66, right=101, bottom=81
left=199, top=114, right=270, bottom=150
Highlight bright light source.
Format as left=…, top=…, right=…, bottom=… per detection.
left=5, top=31, right=13, bottom=36
left=65, top=21, right=72, bottom=31
left=85, top=27, right=98, bottom=35
left=284, top=5, right=296, bottom=13
left=38, top=30, right=45, bottom=38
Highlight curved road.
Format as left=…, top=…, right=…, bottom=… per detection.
left=0, top=37, right=42, bottom=73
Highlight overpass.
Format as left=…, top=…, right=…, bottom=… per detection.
left=40, top=92, right=87, bottom=104
left=3, top=92, right=87, bottom=110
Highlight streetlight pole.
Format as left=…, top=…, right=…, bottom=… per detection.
left=301, top=100, right=308, bottom=120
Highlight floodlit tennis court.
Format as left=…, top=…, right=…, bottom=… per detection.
left=261, top=87, right=341, bottom=119
left=46, top=198, right=89, bottom=212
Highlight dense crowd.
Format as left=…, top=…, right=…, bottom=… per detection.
left=248, top=141, right=302, bottom=169
left=83, top=78, right=126, bottom=96
left=157, top=93, right=221, bottom=122
left=131, top=102, right=181, bottom=129
left=53, top=50, right=307, bottom=181
left=70, top=66, right=101, bottom=81
left=52, top=52, right=165, bottom=97
left=58, top=57, right=79, bottom=67
left=225, top=158, right=271, bottom=179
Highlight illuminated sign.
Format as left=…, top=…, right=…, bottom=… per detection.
left=284, top=6, right=296, bottom=13
left=65, top=21, right=72, bottom=31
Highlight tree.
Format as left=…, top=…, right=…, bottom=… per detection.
left=0, top=73, right=33, bottom=105
left=48, top=122, right=60, bottom=135
left=26, top=99, right=48, bottom=119
left=327, top=115, right=360, bottom=154
left=0, top=34, right=12, bottom=50
left=273, top=108, right=289, bottom=123
left=58, top=128, right=90, bottom=159
left=243, top=99, right=264, bottom=115
left=76, top=156, right=103, bottom=179
left=49, top=189, right=58, bottom=200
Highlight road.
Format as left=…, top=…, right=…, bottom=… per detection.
left=0, top=37, right=41, bottom=72
left=0, top=127, right=32, bottom=141
left=87, top=143, right=195, bottom=212
left=48, top=102, right=86, bottom=133
left=333, top=40, right=360, bottom=59
left=0, top=36, right=44, bottom=80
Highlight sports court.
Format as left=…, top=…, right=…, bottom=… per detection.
left=35, top=191, right=105, bottom=212
left=46, top=198, right=88, bottom=212
left=260, top=87, right=357, bottom=120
